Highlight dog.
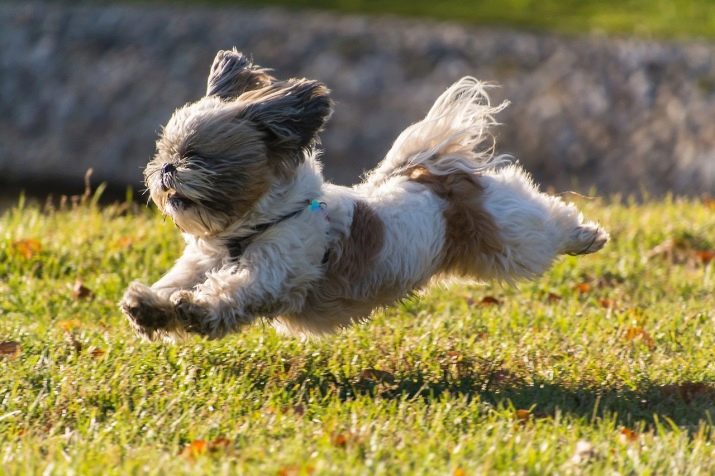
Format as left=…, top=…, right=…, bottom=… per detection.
left=120, top=49, right=608, bottom=341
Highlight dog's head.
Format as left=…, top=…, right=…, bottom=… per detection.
left=145, top=49, right=332, bottom=236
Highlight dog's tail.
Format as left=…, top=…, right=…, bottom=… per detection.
left=364, top=77, right=510, bottom=185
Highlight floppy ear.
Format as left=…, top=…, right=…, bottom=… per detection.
left=240, top=79, right=333, bottom=173
left=206, top=49, right=275, bottom=99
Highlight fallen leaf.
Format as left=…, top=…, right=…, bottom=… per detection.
left=12, top=239, right=41, bottom=259
left=624, top=327, right=655, bottom=349
left=88, top=347, right=106, bottom=359
left=0, top=341, right=21, bottom=359
left=278, top=465, right=315, bottom=476
left=619, top=427, right=639, bottom=444
left=359, top=368, right=395, bottom=384
left=515, top=409, right=531, bottom=422
left=695, top=250, right=715, bottom=264
left=331, top=432, right=355, bottom=448
left=600, top=299, right=616, bottom=309
left=72, top=281, right=94, bottom=300
left=113, top=236, right=135, bottom=249
left=57, top=319, right=81, bottom=331
left=208, top=437, right=231, bottom=451
left=546, top=292, right=562, bottom=303
left=181, top=439, right=207, bottom=459
left=575, top=283, right=591, bottom=294
left=479, top=296, right=501, bottom=306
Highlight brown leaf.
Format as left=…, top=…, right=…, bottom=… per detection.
left=624, top=327, right=655, bottom=349
left=575, top=282, right=591, bottom=294
left=359, top=368, right=395, bottom=384
left=12, top=239, right=41, bottom=259
left=515, top=409, right=531, bottom=422
left=331, top=432, right=357, bottom=448
left=57, top=319, right=81, bottom=331
left=180, top=439, right=207, bottom=459
left=546, top=292, right=562, bottom=303
left=695, top=250, right=715, bottom=264
left=0, top=341, right=21, bottom=359
left=88, top=347, right=106, bottom=359
left=619, top=427, right=639, bottom=444
left=112, top=236, right=135, bottom=249
left=479, top=296, right=501, bottom=306
left=702, top=194, right=715, bottom=209
left=72, top=281, right=94, bottom=300
left=600, top=299, right=616, bottom=309
left=208, top=437, right=231, bottom=451
left=278, top=465, right=315, bottom=476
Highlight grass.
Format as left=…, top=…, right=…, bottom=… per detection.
left=1, top=190, right=715, bottom=474
left=206, top=0, right=715, bottom=40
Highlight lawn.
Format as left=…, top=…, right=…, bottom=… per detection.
left=1, top=190, right=714, bottom=474
left=225, top=0, right=715, bottom=40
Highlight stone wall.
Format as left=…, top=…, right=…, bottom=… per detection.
left=2, top=2, right=714, bottom=195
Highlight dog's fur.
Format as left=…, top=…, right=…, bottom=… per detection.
left=120, top=49, right=608, bottom=340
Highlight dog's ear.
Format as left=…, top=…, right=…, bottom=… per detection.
left=240, top=79, right=333, bottom=174
left=206, top=49, right=275, bottom=99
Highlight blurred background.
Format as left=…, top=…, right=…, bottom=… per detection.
left=1, top=0, right=714, bottom=203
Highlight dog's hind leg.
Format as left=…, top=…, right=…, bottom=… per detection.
left=471, top=164, right=608, bottom=282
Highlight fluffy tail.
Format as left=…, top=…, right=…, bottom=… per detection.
left=364, top=77, right=510, bottom=184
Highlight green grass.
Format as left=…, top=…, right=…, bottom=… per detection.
left=1, top=192, right=715, bottom=474
left=220, top=0, right=715, bottom=40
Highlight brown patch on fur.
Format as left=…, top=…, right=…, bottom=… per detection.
left=328, top=201, right=385, bottom=282
left=281, top=200, right=391, bottom=334
left=406, top=165, right=503, bottom=275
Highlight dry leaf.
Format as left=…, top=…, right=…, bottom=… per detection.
left=113, top=236, right=135, bottom=249
left=72, top=281, right=94, bottom=300
left=624, top=327, right=655, bottom=349
left=12, top=239, right=41, bottom=259
left=575, top=283, right=591, bottom=294
left=209, top=437, right=231, bottom=451
left=695, top=250, right=715, bottom=264
left=88, top=347, right=106, bottom=359
left=515, top=409, right=531, bottom=422
left=359, top=368, right=395, bottom=384
left=619, top=427, right=639, bottom=444
left=479, top=296, right=501, bottom=306
left=181, top=439, right=207, bottom=459
left=0, top=341, right=21, bottom=359
left=600, top=299, right=616, bottom=309
left=58, top=319, right=81, bottom=331
left=546, top=292, right=562, bottom=303
left=278, top=465, right=314, bottom=476
left=331, top=432, right=354, bottom=448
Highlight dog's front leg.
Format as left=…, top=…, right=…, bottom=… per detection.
left=168, top=266, right=280, bottom=339
left=120, top=242, right=220, bottom=340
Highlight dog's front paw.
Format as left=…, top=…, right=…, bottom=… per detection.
left=120, top=281, right=178, bottom=340
left=170, top=290, right=213, bottom=337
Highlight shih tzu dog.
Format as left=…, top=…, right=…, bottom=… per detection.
left=120, top=49, right=608, bottom=340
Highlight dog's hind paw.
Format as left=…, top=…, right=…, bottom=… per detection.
left=565, top=224, right=609, bottom=255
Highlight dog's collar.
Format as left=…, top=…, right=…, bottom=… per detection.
left=226, top=199, right=326, bottom=260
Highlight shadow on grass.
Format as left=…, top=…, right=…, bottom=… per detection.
left=234, top=362, right=715, bottom=430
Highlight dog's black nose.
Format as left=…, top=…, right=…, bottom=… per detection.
left=161, top=163, right=176, bottom=175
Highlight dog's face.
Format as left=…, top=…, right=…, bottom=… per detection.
left=144, top=51, right=332, bottom=236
